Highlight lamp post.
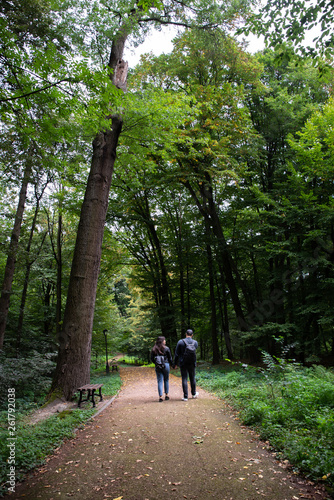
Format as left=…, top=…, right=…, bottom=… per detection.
left=103, top=329, right=109, bottom=374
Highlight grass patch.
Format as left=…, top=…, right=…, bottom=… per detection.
left=117, top=354, right=140, bottom=365
left=87, top=370, right=122, bottom=398
left=117, top=354, right=153, bottom=366
left=196, top=361, right=334, bottom=488
left=0, top=369, right=121, bottom=495
left=0, top=407, right=93, bottom=494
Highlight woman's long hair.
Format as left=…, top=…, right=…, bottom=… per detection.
left=152, top=336, right=166, bottom=355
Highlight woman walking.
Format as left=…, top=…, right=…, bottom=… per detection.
left=150, top=336, right=173, bottom=402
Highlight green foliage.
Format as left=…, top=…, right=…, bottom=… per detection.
left=0, top=352, right=56, bottom=411
left=0, top=408, right=93, bottom=494
left=88, top=370, right=122, bottom=397
left=1, top=0, right=334, bottom=440
left=196, top=359, right=334, bottom=486
left=118, top=354, right=142, bottom=365
left=137, top=0, right=163, bottom=10
left=240, top=0, right=334, bottom=60
left=0, top=368, right=121, bottom=494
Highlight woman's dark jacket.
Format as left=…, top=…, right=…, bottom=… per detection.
left=150, top=346, right=173, bottom=366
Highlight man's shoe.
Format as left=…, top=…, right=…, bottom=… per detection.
left=159, top=397, right=163, bottom=402
left=192, top=392, right=199, bottom=399
left=165, top=396, right=170, bottom=400
left=182, top=397, right=188, bottom=401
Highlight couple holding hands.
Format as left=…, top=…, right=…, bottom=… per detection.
left=150, top=330, right=199, bottom=402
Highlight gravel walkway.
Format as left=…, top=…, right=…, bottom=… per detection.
left=9, top=366, right=330, bottom=500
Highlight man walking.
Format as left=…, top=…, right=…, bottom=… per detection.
left=174, top=329, right=199, bottom=401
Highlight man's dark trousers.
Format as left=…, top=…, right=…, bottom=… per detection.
left=180, top=364, right=196, bottom=398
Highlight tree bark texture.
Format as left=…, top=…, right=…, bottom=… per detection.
left=51, top=118, right=123, bottom=399
left=51, top=13, right=130, bottom=398
left=183, top=178, right=248, bottom=333
left=16, top=188, right=46, bottom=353
left=0, top=161, right=32, bottom=350
left=204, top=215, right=220, bottom=365
left=56, top=211, right=62, bottom=336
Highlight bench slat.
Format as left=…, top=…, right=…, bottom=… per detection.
left=77, top=384, right=103, bottom=408
left=78, top=384, right=102, bottom=390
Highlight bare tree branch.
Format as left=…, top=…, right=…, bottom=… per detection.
left=0, top=78, right=73, bottom=102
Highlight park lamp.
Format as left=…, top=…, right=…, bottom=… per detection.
left=103, top=329, right=109, bottom=374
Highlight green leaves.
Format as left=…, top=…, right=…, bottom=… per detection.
left=241, top=0, right=334, bottom=60
left=196, top=363, right=334, bottom=486
left=288, top=97, right=334, bottom=179
left=137, top=0, right=163, bottom=10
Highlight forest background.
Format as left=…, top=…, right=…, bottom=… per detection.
left=0, top=0, right=334, bottom=493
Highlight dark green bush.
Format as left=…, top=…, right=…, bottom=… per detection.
left=0, top=408, right=93, bottom=494
left=0, top=369, right=121, bottom=495
left=196, top=360, right=334, bottom=487
left=0, top=352, right=56, bottom=410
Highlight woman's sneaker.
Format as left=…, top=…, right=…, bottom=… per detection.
left=192, top=392, right=199, bottom=399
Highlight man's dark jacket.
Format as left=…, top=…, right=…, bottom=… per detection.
left=174, top=337, right=198, bottom=367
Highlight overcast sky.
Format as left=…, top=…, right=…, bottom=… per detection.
left=123, top=22, right=321, bottom=68
left=124, top=27, right=265, bottom=67
left=124, top=27, right=176, bottom=67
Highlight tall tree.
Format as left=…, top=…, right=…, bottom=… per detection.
left=0, top=153, right=33, bottom=349
left=16, top=181, right=48, bottom=354
left=0, top=0, right=86, bottom=349
left=51, top=0, right=250, bottom=398
left=162, top=31, right=261, bottom=353
left=286, top=98, right=334, bottom=357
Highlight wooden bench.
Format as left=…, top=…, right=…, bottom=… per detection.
left=77, top=384, right=103, bottom=408
left=109, top=359, right=119, bottom=372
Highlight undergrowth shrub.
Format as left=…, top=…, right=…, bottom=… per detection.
left=0, top=352, right=56, bottom=411
left=0, top=408, right=93, bottom=494
left=197, top=356, right=334, bottom=487
left=240, top=400, right=272, bottom=425
left=0, top=369, right=121, bottom=495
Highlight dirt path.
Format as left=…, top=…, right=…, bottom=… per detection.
left=9, top=367, right=329, bottom=500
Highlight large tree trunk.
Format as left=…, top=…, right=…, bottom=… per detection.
left=204, top=203, right=219, bottom=364
left=183, top=179, right=248, bottom=329
left=216, top=267, right=234, bottom=359
left=56, top=211, right=62, bottom=337
left=51, top=119, right=123, bottom=399
left=0, top=160, right=32, bottom=350
left=51, top=13, right=130, bottom=399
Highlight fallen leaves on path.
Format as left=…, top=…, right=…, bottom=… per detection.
left=12, top=366, right=330, bottom=500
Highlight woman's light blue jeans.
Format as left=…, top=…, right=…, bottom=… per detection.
left=155, top=363, right=170, bottom=397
